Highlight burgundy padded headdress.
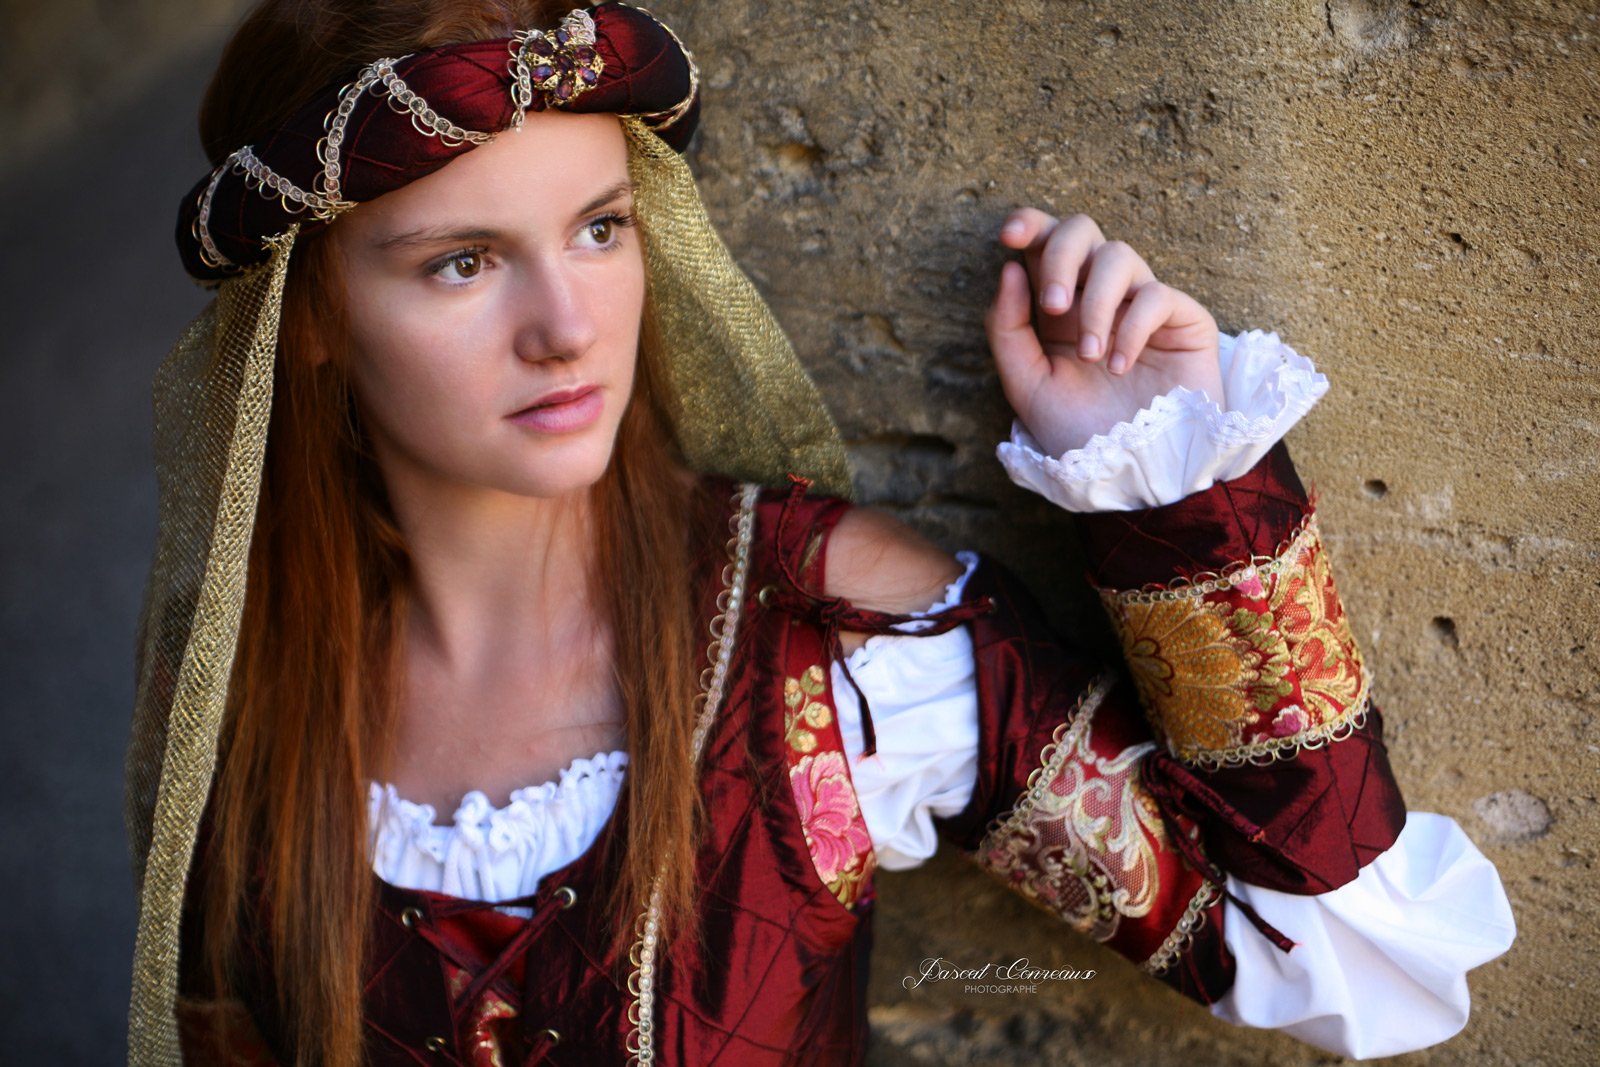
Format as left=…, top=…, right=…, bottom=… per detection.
left=177, top=2, right=699, bottom=280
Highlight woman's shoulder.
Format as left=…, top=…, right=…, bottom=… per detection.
left=705, top=473, right=964, bottom=617
left=736, top=473, right=960, bottom=614
left=822, top=506, right=965, bottom=616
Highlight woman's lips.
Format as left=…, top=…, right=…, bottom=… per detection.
left=507, top=385, right=603, bottom=433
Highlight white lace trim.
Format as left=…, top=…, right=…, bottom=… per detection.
left=368, top=750, right=628, bottom=909
left=995, top=329, right=1329, bottom=512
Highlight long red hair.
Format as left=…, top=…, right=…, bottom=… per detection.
left=192, top=3, right=706, bottom=1062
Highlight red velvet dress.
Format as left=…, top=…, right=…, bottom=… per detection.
left=177, top=442, right=1404, bottom=1065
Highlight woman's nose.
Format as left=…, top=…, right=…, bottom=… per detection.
left=510, top=261, right=598, bottom=363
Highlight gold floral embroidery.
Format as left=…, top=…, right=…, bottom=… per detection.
left=1270, top=538, right=1368, bottom=722
left=792, top=750, right=877, bottom=905
left=1109, top=598, right=1292, bottom=758
left=783, top=664, right=832, bottom=752
left=1099, top=515, right=1372, bottom=768
left=976, top=676, right=1166, bottom=942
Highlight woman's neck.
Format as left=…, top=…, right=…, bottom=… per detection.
left=384, top=470, right=601, bottom=684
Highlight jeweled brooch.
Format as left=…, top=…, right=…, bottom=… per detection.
left=509, top=9, right=604, bottom=115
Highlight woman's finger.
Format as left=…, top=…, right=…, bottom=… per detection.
left=1106, top=281, right=1174, bottom=374
left=1037, top=214, right=1106, bottom=315
left=999, top=207, right=1060, bottom=253
left=1075, top=241, right=1146, bottom=361
left=985, top=260, right=1048, bottom=402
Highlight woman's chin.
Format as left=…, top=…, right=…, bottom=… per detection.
left=502, top=442, right=619, bottom=500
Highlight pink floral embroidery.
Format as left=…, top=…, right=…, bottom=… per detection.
left=791, top=751, right=873, bottom=886
left=1270, top=705, right=1310, bottom=737
left=1232, top=568, right=1265, bottom=599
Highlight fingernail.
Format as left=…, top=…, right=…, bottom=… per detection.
left=1109, top=352, right=1127, bottom=374
left=1079, top=334, right=1101, bottom=359
left=1043, top=284, right=1068, bottom=311
left=1003, top=220, right=1025, bottom=240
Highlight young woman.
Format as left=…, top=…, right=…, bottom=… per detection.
left=124, top=1, right=1515, bottom=1063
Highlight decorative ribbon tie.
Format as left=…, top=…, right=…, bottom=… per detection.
left=763, top=474, right=993, bottom=759
left=406, top=889, right=551, bottom=1054
left=1143, top=750, right=1300, bottom=955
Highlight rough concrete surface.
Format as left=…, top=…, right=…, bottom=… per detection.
left=3, top=0, right=1594, bottom=1063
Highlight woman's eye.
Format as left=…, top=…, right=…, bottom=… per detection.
left=431, top=250, right=485, bottom=282
left=579, top=212, right=634, bottom=250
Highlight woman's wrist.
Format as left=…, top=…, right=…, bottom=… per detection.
left=996, top=330, right=1328, bottom=513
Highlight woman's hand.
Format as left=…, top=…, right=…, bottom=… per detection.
left=985, top=210, right=1223, bottom=457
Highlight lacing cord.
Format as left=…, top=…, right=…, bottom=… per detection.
left=1143, top=750, right=1299, bottom=954
left=761, top=475, right=993, bottom=758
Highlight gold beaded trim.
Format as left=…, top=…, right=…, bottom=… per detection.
left=194, top=146, right=352, bottom=272
left=314, top=65, right=383, bottom=205
left=234, top=146, right=356, bottom=220
left=375, top=62, right=496, bottom=147
left=1139, top=879, right=1221, bottom=975
left=1184, top=686, right=1373, bottom=771
left=193, top=50, right=495, bottom=273
left=192, top=161, right=237, bottom=271
left=629, top=6, right=700, bottom=132
left=978, top=672, right=1118, bottom=845
left=623, top=483, right=759, bottom=1065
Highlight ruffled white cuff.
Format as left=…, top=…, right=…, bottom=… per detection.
left=1213, top=811, right=1517, bottom=1059
left=995, top=329, right=1329, bottom=512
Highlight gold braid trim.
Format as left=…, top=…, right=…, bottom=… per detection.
left=1139, top=880, right=1222, bottom=975
left=980, top=673, right=1117, bottom=844
left=1181, top=687, right=1373, bottom=770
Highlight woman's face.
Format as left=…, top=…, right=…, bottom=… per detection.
left=332, top=111, right=645, bottom=502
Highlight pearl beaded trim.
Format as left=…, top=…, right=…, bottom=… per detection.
left=623, top=483, right=759, bottom=1064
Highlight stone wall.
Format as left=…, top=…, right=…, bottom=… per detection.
left=0, top=0, right=244, bottom=178
left=644, top=1, right=1597, bottom=1063
left=12, top=0, right=1592, bottom=1062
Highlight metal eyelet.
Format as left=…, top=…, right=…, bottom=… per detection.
left=539, top=1027, right=562, bottom=1045
left=399, top=906, right=424, bottom=930
left=423, top=1034, right=449, bottom=1053
left=757, top=584, right=776, bottom=607
left=553, top=885, right=578, bottom=909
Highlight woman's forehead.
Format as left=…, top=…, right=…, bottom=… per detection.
left=345, top=112, right=633, bottom=240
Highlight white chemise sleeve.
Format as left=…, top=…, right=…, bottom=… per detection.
left=831, top=552, right=983, bottom=872
left=836, top=334, right=1514, bottom=1058
left=1212, top=813, right=1515, bottom=1058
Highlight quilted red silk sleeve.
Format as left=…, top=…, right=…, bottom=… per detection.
left=935, top=441, right=1406, bottom=1004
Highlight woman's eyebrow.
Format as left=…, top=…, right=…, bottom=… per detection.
left=575, top=180, right=635, bottom=218
left=374, top=225, right=499, bottom=252
left=373, top=181, right=636, bottom=252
